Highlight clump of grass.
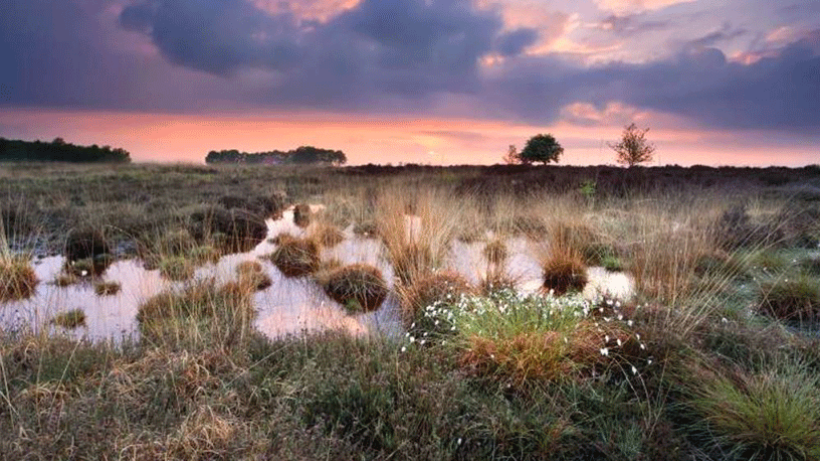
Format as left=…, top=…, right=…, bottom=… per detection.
left=64, top=254, right=113, bottom=277
left=52, top=309, right=86, bottom=329
left=235, top=260, right=272, bottom=291
left=758, top=276, right=820, bottom=322
left=94, top=281, right=121, bottom=296
left=541, top=252, right=588, bottom=296
left=159, top=255, right=195, bottom=281
left=188, top=244, right=221, bottom=265
left=0, top=255, right=38, bottom=301
left=64, top=227, right=109, bottom=261
left=158, top=228, right=197, bottom=256
left=293, top=203, right=311, bottom=228
left=136, top=280, right=255, bottom=348
left=310, top=221, right=345, bottom=248
left=318, top=263, right=389, bottom=313
left=267, top=234, right=320, bottom=277
left=687, top=361, right=820, bottom=461
left=54, top=273, right=79, bottom=287
left=483, top=239, right=508, bottom=265
left=398, top=270, right=473, bottom=326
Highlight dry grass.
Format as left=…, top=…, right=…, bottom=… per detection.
left=318, top=263, right=389, bottom=313
left=398, top=270, right=473, bottom=326
left=310, top=220, right=346, bottom=248
left=0, top=255, right=38, bottom=301
left=293, top=203, right=312, bottom=228
left=51, top=309, right=86, bottom=329
left=483, top=239, right=508, bottom=265
left=159, top=255, right=195, bottom=281
left=267, top=234, right=320, bottom=277
left=234, top=260, right=272, bottom=291
left=541, top=252, right=588, bottom=296
left=94, top=281, right=122, bottom=296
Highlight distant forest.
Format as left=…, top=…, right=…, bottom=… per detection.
left=206, top=146, right=347, bottom=165
left=0, top=137, right=131, bottom=163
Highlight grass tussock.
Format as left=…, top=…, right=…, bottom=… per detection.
left=234, top=260, right=272, bottom=291
left=64, top=227, right=109, bottom=261
left=541, top=251, right=588, bottom=296
left=483, top=238, right=508, bottom=265
left=94, top=280, right=122, bottom=296
left=0, top=255, right=38, bottom=301
left=267, top=234, right=320, bottom=277
left=687, top=360, right=820, bottom=461
left=398, top=270, right=473, bottom=326
left=318, top=263, right=389, bottom=313
left=293, top=203, right=312, bottom=228
left=758, top=276, right=820, bottom=322
left=52, top=309, right=86, bottom=329
left=310, top=220, right=345, bottom=248
left=159, top=255, right=196, bottom=281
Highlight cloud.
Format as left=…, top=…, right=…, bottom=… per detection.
left=496, top=28, right=539, bottom=56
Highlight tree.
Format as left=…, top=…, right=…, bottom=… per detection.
left=610, top=123, right=656, bottom=167
left=519, top=134, right=563, bottom=165
left=502, top=144, right=520, bottom=164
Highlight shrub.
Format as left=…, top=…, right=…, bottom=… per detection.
left=52, top=309, right=86, bottom=329
left=267, top=235, right=320, bottom=277
left=319, top=264, right=389, bottom=313
left=542, top=253, right=588, bottom=296
left=65, top=227, right=109, bottom=261
left=0, top=256, right=38, bottom=301
left=758, top=276, right=820, bottom=322
left=94, top=281, right=121, bottom=296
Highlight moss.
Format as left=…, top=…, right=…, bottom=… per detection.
left=319, top=264, right=388, bottom=313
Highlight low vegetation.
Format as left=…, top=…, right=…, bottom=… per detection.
left=2, top=162, right=820, bottom=460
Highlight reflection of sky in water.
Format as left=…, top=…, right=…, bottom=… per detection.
left=1, top=206, right=634, bottom=343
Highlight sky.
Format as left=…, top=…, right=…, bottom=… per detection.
left=0, top=0, right=818, bottom=166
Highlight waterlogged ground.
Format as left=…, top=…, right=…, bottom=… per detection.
left=1, top=206, right=634, bottom=343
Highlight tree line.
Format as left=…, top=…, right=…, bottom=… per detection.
left=205, top=146, right=347, bottom=165
left=0, top=137, right=131, bottom=163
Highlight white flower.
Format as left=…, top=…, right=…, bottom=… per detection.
left=617, top=339, right=622, bottom=347
left=401, top=346, right=407, bottom=353
left=631, top=365, right=638, bottom=375
left=605, top=335, right=610, bottom=343
left=410, top=336, right=415, bottom=343
left=627, top=320, right=634, bottom=327
left=640, top=343, right=646, bottom=350
left=647, top=358, right=653, bottom=365
left=81, top=270, right=88, bottom=277
left=457, top=438, right=463, bottom=446
left=600, top=347, right=609, bottom=357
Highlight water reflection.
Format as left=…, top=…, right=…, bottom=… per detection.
left=1, top=207, right=634, bottom=344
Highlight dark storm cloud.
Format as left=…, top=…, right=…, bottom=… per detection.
left=1, top=0, right=819, bottom=132
left=496, top=29, right=539, bottom=56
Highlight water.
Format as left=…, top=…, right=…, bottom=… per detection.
left=1, top=206, right=634, bottom=343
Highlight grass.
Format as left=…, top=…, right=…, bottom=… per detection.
left=758, top=276, right=820, bottom=322
left=2, top=163, right=820, bottom=460
left=541, top=251, right=588, bottom=296
left=267, top=233, right=320, bottom=277
left=159, top=255, right=196, bottom=281
left=318, top=263, right=389, bottom=313
left=93, top=280, right=122, bottom=296
left=687, top=360, right=820, bottom=461
left=310, top=220, right=346, bottom=248
left=0, top=254, right=38, bottom=301
left=52, top=309, right=86, bottom=328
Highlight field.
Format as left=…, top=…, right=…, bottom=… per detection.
left=2, top=162, right=820, bottom=460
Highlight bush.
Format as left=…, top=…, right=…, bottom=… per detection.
left=0, top=256, right=38, bottom=301
left=319, top=264, right=389, bottom=313
left=267, top=235, right=320, bottom=277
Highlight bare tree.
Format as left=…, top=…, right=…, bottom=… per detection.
left=502, top=144, right=520, bottom=164
left=609, top=123, right=656, bottom=167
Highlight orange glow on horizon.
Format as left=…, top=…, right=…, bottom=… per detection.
left=0, top=108, right=815, bottom=168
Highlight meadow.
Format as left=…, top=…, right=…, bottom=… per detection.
left=2, top=162, right=820, bottom=460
